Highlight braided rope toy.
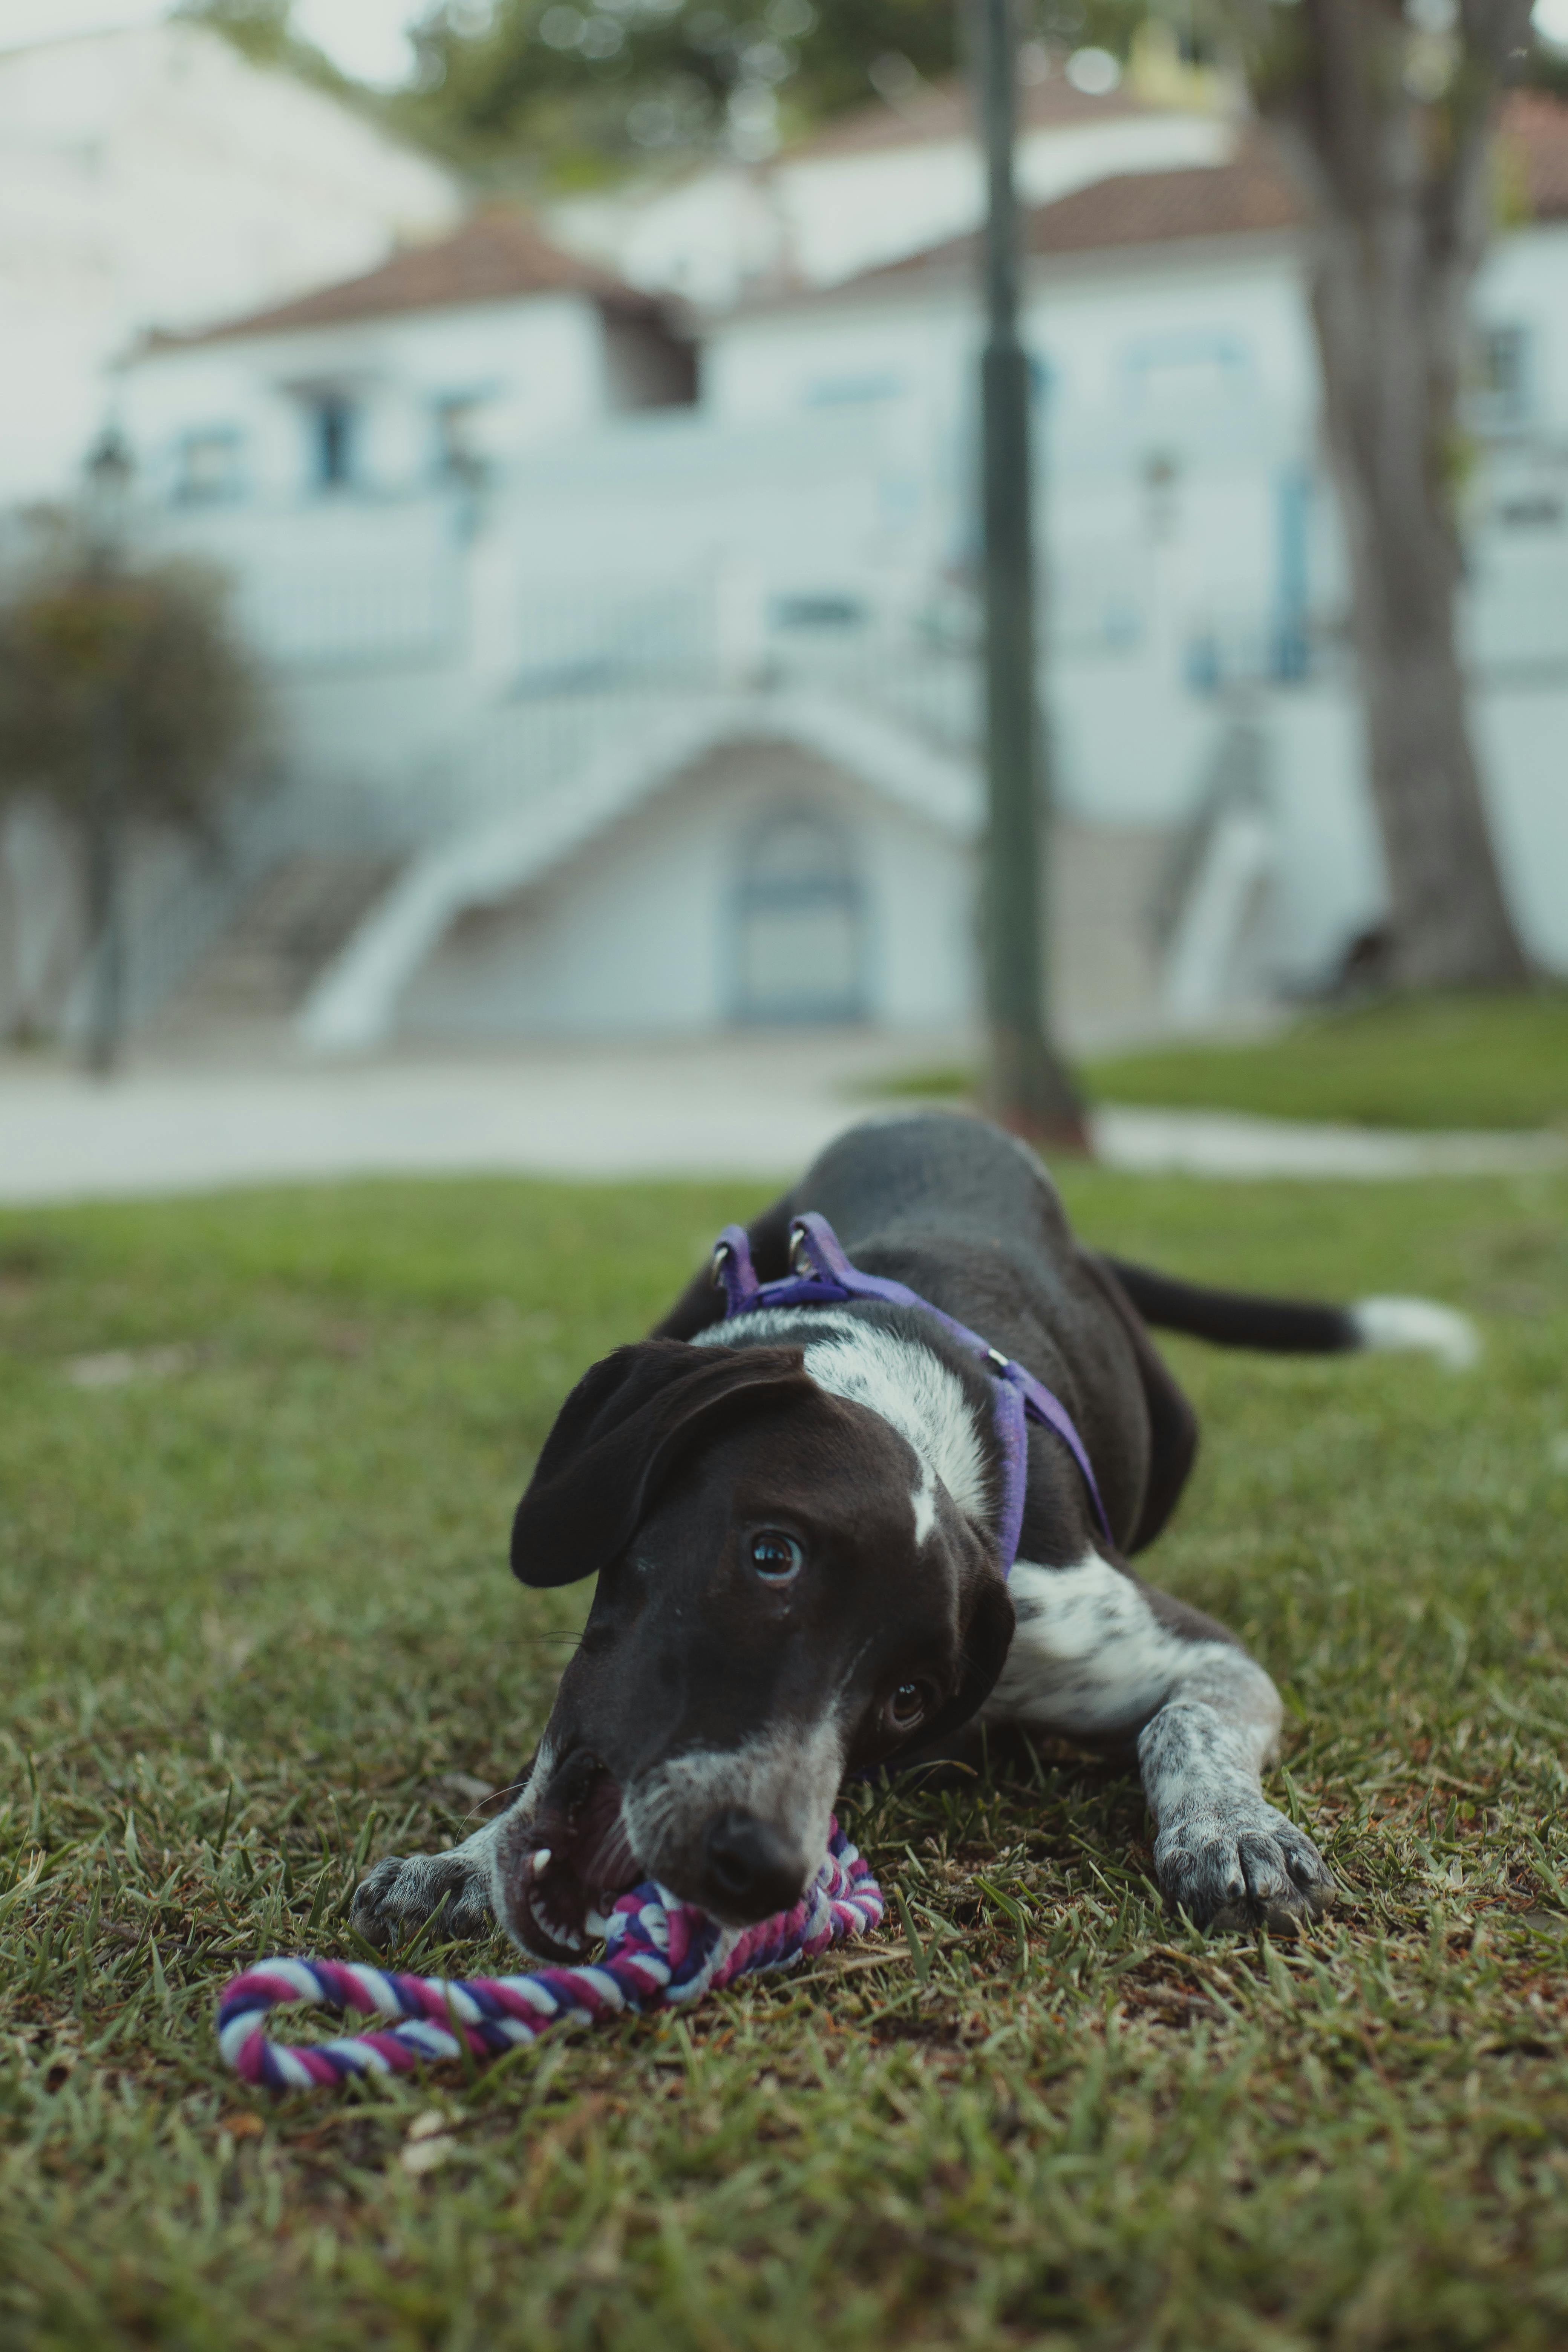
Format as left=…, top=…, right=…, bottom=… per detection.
left=216, top=1819, right=883, bottom=2091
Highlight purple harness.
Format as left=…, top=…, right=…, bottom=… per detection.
left=711, top=1211, right=1113, bottom=1572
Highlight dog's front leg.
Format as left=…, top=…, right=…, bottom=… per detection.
left=984, top=1557, right=1334, bottom=1933
left=350, top=1816, right=505, bottom=1950
left=1135, top=1643, right=1333, bottom=1932
left=351, top=1754, right=556, bottom=1950
left=352, top=1740, right=568, bottom=1949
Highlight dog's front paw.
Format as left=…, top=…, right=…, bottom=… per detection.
left=351, top=1847, right=495, bottom=1951
left=1154, top=1798, right=1333, bottom=1935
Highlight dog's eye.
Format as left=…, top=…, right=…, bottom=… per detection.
left=886, top=1682, right=928, bottom=1733
left=747, top=1530, right=803, bottom=1583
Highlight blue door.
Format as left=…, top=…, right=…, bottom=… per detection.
left=732, top=807, right=866, bottom=1025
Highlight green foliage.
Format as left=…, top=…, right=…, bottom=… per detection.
left=876, top=989, right=1568, bottom=1132
left=173, top=0, right=364, bottom=103
left=0, top=546, right=263, bottom=839
left=178, top=0, right=1568, bottom=191
left=395, top=0, right=1151, bottom=187
left=175, top=0, right=294, bottom=66
left=1081, top=992, right=1568, bottom=1132
left=1524, top=38, right=1568, bottom=100
left=1218, top=0, right=1311, bottom=112
left=3, top=1168, right=1568, bottom=2344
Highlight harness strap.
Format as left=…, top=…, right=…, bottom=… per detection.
left=711, top=1211, right=1114, bottom=1568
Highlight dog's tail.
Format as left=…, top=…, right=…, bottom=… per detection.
left=1102, top=1258, right=1479, bottom=1370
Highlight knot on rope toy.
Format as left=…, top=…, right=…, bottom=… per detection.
left=216, top=1819, right=883, bottom=2092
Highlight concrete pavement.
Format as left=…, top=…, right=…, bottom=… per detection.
left=3, top=1034, right=1563, bottom=1203
left=1088, top=1103, right=1568, bottom=1180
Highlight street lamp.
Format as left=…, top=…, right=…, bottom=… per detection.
left=974, top=0, right=1084, bottom=1146
left=84, top=424, right=134, bottom=574
left=82, top=423, right=134, bottom=1077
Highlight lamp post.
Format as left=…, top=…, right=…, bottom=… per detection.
left=82, top=424, right=133, bottom=1079
left=975, top=0, right=1084, bottom=1145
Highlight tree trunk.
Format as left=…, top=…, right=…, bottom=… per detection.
left=1250, top=0, right=1533, bottom=988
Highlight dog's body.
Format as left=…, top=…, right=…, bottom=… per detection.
left=355, top=1112, right=1474, bottom=1957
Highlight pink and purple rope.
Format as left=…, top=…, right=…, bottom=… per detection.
left=216, top=1818, right=883, bottom=2090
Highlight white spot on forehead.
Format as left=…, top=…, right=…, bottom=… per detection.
left=911, top=1460, right=938, bottom=1547
left=692, top=1305, right=843, bottom=1349
left=698, top=1307, right=991, bottom=1528
left=801, top=1321, right=990, bottom=1524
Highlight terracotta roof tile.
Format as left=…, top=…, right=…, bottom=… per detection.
left=851, top=137, right=1298, bottom=286
left=1502, top=88, right=1568, bottom=220
left=843, top=90, right=1568, bottom=288
left=154, top=87, right=1568, bottom=350
left=162, top=209, right=652, bottom=346
left=1024, top=136, right=1300, bottom=252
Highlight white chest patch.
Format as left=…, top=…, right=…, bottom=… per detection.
left=984, top=1552, right=1237, bottom=1741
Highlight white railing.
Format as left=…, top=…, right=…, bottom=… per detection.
left=93, top=572, right=1118, bottom=1035
left=144, top=495, right=466, bottom=673
left=63, top=786, right=294, bottom=1037
left=100, top=504, right=1568, bottom=1034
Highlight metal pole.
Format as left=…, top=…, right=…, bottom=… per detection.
left=85, top=683, right=125, bottom=1078
left=976, top=0, right=1083, bottom=1143
left=81, top=425, right=132, bottom=1079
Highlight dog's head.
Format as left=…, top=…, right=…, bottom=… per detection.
left=494, top=1338, right=1013, bottom=1958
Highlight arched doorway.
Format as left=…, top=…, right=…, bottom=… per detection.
left=732, top=804, right=867, bottom=1024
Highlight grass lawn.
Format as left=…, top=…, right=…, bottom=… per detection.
left=881, top=990, right=1568, bottom=1132
left=3, top=1167, right=1568, bottom=2349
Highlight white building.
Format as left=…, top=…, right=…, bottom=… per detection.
left=548, top=67, right=1236, bottom=305
left=126, top=207, right=697, bottom=511
left=0, top=18, right=461, bottom=504
left=11, top=76, right=1568, bottom=1056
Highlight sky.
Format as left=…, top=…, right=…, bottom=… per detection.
left=2, top=0, right=1566, bottom=91
left=0, top=0, right=437, bottom=86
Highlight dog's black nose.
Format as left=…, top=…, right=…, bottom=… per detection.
left=701, top=1810, right=807, bottom=1920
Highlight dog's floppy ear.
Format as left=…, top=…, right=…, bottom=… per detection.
left=919, top=1565, right=1017, bottom=1749
left=511, top=1340, right=813, bottom=1588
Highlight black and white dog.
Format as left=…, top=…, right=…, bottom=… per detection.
left=354, top=1112, right=1475, bottom=1957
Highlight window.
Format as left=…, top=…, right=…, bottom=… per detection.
left=733, top=806, right=866, bottom=1024
left=804, top=374, right=904, bottom=407
left=175, top=427, right=242, bottom=504
left=1123, top=331, right=1250, bottom=410
left=1494, top=487, right=1563, bottom=530
left=1468, top=325, right=1532, bottom=434
left=310, top=393, right=356, bottom=490
left=1141, top=448, right=1181, bottom=541
left=1029, top=352, right=1057, bottom=404
left=770, top=593, right=867, bottom=631
left=433, top=392, right=494, bottom=485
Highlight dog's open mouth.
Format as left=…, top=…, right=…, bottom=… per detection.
left=507, top=1750, right=640, bottom=1963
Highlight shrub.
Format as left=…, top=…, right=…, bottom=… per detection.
left=0, top=542, right=263, bottom=835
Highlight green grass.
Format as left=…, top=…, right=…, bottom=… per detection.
left=4, top=1168, right=1568, bottom=2349
left=880, top=990, right=1568, bottom=1131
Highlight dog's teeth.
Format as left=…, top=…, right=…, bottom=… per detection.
left=584, top=1908, right=609, bottom=1936
left=531, top=1848, right=552, bottom=1875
